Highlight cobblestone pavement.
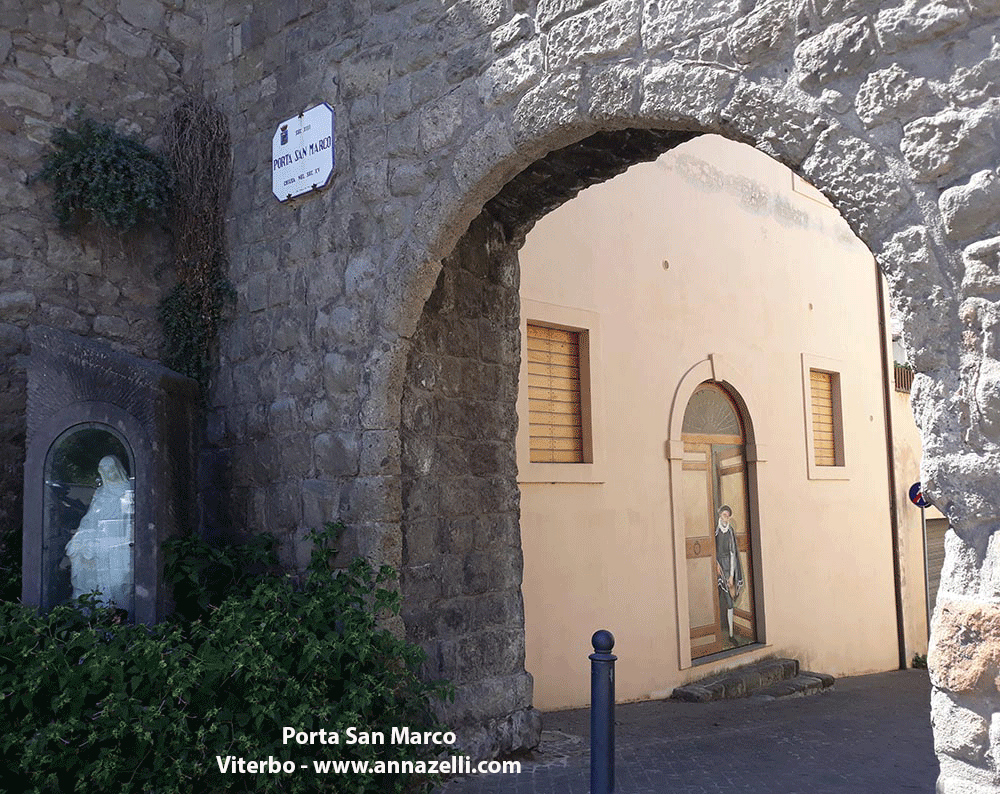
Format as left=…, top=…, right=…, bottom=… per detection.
left=437, top=670, right=936, bottom=794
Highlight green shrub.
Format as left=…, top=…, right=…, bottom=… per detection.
left=0, top=523, right=452, bottom=793
left=35, top=118, right=172, bottom=232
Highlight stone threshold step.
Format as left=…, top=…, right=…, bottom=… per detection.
left=671, top=658, right=835, bottom=703
left=751, top=671, right=835, bottom=701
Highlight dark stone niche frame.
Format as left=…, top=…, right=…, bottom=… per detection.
left=22, top=328, right=199, bottom=624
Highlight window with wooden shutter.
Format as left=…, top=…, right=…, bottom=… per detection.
left=527, top=323, right=584, bottom=463
left=809, top=369, right=839, bottom=466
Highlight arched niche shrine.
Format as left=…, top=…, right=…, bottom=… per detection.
left=22, top=328, right=198, bottom=624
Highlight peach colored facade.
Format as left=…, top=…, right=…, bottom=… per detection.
left=516, top=135, right=931, bottom=711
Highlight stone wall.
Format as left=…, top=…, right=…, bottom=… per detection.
left=0, top=0, right=198, bottom=561
left=3, top=0, right=1000, bottom=786
left=401, top=212, right=538, bottom=758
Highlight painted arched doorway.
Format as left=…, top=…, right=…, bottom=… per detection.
left=680, top=383, right=757, bottom=659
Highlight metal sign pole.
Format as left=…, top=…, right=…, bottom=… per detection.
left=922, top=503, right=930, bottom=640
left=909, top=481, right=933, bottom=644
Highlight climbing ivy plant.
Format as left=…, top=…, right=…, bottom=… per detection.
left=36, top=117, right=172, bottom=231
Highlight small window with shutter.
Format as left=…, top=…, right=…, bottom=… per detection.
left=802, top=359, right=846, bottom=478
left=526, top=323, right=588, bottom=463
left=809, top=369, right=839, bottom=466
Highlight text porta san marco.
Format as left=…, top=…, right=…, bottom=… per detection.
left=283, top=726, right=457, bottom=746
left=271, top=135, right=333, bottom=172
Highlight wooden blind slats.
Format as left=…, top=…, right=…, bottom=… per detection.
left=528, top=323, right=584, bottom=463
left=894, top=364, right=913, bottom=393
left=526, top=377, right=580, bottom=394
left=810, top=369, right=837, bottom=466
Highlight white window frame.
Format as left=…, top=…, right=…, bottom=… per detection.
left=517, top=299, right=606, bottom=484
left=801, top=353, right=850, bottom=481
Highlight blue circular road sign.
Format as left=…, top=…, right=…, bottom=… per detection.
left=909, top=482, right=930, bottom=508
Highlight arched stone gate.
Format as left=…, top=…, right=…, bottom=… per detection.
left=348, top=3, right=1000, bottom=789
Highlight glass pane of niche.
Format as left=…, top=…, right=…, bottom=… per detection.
left=43, top=424, right=135, bottom=617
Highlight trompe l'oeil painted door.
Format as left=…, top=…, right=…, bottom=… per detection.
left=681, top=384, right=756, bottom=659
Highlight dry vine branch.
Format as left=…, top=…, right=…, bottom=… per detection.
left=159, top=97, right=234, bottom=387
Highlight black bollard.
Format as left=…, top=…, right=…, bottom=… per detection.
left=590, top=629, right=617, bottom=794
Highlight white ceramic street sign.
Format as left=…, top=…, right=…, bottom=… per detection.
left=271, top=103, right=334, bottom=201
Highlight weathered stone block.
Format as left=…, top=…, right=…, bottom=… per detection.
left=584, top=61, right=640, bottom=122
left=359, top=429, right=401, bottom=476
left=537, top=0, right=602, bottom=30
left=940, top=170, right=1000, bottom=241
left=547, top=0, right=639, bottom=69
left=509, top=70, right=582, bottom=153
left=166, top=11, right=202, bottom=47
left=275, top=431, right=313, bottom=479
left=314, top=303, right=366, bottom=349
left=339, top=475, right=401, bottom=524
left=721, top=81, right=829, bottom=166
left=49, top=55, right=90, bottom=81
left=876, top=0, right=969, bottom=53
left=118, top=0, right=165, bottom=31
left=403, top=517, right=443, bottom=565
left=38, top=304, right=89, bottom=335
left=802, top=128, right=911, bottom=242
left=401, top=475, right=439, bottom=519
left=0, top=81, right=53, bottom=115
left=0, top=291, right=36, bottom=321
left=855, top=64, right=938, bottom=128
left=900, top=103, right=1000, bottom=184
left=314, top=431, right=360, bottom=477
left=13, top=50, right=50, bottom=79
left=642, top=61, right=735, bottom=130
left=452, top=115, right=515, bottom=196
left=419, top=88, right=467, bottom=152
left=929, top=598, right=1000, bottom=692
left=267, top=397, right=297, bottom=434
left=794, top=15, right=877, bottom=86
left=300, top=479, right=343, bottom=529
left=339, top=44, right=392, bottom=100
left=491, top=13, right=532, bottom=51
left=931, top=689, right=989, bottom=762
left=92, top=315, right=131, bottom=340
left=730, top=0, right=794, bottom=66
left=105, top=22, right=153, bottom=58
left=962, top=237, right=1000, bottom=299
left=968, top=0, right=1000, bottom=13
left=642, top=0, right=741, bottom=53
left=880, top=227, right=954, bottom=371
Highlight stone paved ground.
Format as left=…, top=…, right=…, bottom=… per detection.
left=437, top=670, right=936, bottom=794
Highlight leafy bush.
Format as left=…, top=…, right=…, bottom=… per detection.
left=35, top=118, right=172, bottom=231
left=0, top=523, right=452, bottom=793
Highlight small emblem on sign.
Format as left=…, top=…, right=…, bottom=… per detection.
left=280, top=125, right=288, bottom=145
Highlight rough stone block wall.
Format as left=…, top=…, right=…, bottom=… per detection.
left=0, top=0, right=196, bottom=559
left=193, top=1, right=378, bottom=561
left=401, top=212, right=539, bottom=759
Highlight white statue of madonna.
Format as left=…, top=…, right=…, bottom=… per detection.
left=61, top=455, right=134, bottom=611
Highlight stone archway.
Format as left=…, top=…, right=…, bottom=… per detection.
left=352, top=4, right=996, bottom=788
